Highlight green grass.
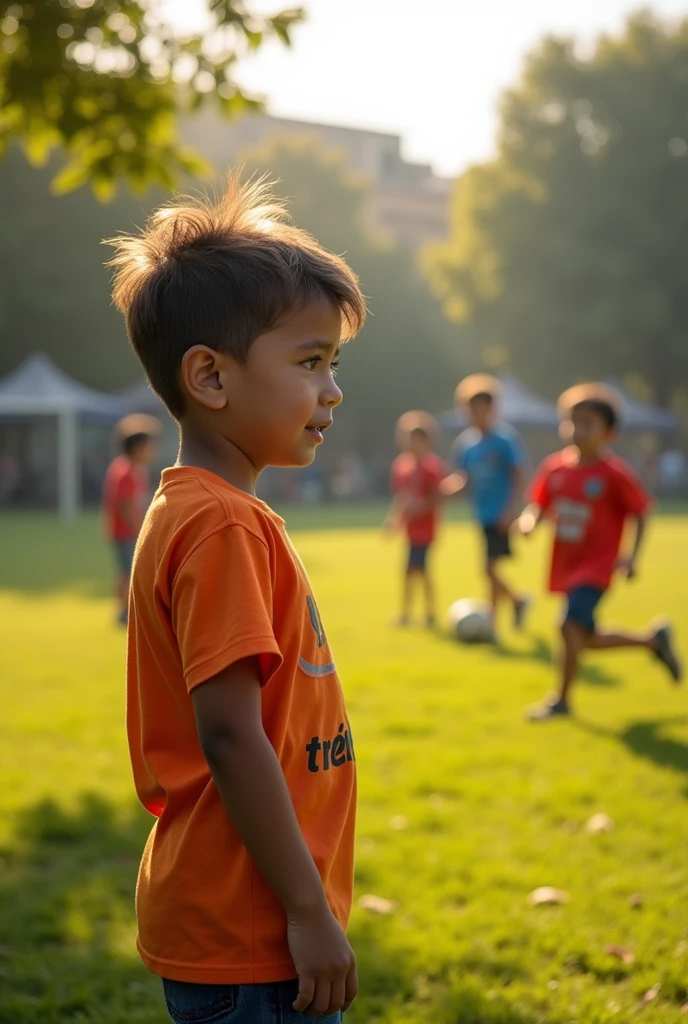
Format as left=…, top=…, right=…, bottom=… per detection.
left=1, top=510, right=688, bottom=1023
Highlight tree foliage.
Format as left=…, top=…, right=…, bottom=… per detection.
left=425, top=11, right=688, bottom=404
left=0, top=0, right=302, bottom=198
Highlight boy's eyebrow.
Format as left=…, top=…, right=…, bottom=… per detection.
left=295, top=339, right=340, bottom=354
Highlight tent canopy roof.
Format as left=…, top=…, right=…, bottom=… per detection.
left=605, top=380, right=679, bottom=433
left=439, top=376, right=558, bottom=430
left=0, top=353, right=124, bottom=420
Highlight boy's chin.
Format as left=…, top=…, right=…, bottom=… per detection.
left=272, top=447, right=317, bottom=470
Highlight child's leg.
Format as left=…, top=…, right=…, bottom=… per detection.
left=587, top=629, right=654, bottom=650
left=529, top=618, right=587, bottom=719
left=420, top=546, right=436, bottom=625
left=559, top=618, right=589, bottom=705
left=113, top=540, right=134, bottom=625
left=486, top=558, right=519, bottom=611
left=484, top=526, right=529, bottom=630
left=399, top=569, right=414, bottom=624
left=529, top=587, right=602, bottom=719
left=589, top=623, right=682, bottom=682
left=398, top=544, right=423, bottom=624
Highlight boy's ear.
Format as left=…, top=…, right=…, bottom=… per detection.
left=180, top=346, right=229, bottom=411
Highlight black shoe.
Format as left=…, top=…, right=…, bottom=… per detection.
left=652, top=622, right=682, bottom=684
left=514, top=596, right=532, bottom=631
left=527, top=697, right=570, bottom=721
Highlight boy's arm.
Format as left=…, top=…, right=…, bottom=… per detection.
left=383, top=494, right=405, bottom=531
left=518, top=502, right=544, bottom=536
left=617, top=512, right=649, bottom=579
left=518, top=457, right=552, bottom=534
left=498, top=436, right=528, bottom=530
left=192, top=657, right=357, bottom=1018
left=498, top=464, right=526, bottom=531
left=440, top=470, right=467, bottom=498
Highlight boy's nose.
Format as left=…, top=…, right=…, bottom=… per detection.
left=322, top=379, right=343, bottom=408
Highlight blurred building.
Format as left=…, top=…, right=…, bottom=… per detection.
left=183, top=112, right=451, bottom=257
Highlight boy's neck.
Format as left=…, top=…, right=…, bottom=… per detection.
left=573, top=444, right=606, bottom=465
left=177, top=422, right=260, bottom=495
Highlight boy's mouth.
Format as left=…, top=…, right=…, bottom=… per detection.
left=305, top=420, right=332, bottom=443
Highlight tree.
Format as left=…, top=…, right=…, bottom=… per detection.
left=0, top=0, right=302, bottom=198
left=425, top=11, right=688, bottom=405
left=238, top=135, right=465, bottom=460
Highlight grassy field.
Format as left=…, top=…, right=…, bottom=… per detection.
left=1, top=509, right=688, bottom=1023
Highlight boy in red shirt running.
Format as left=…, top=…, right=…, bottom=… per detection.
left=386, top=412, right=445, bottom=627
left=102, top=414, right=160, bottom=625
left=519, top=383, right=681, bottom=719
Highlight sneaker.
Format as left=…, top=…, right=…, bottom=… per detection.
left=527, top=698, right=570, bottom=721
left=514, top=596, right=532, bottom=631
left=652, top=622, right=682, bottom=684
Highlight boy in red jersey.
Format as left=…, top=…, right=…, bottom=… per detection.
left=386, top=412, right=445, bottom=627
left=102, top=414, right=160, bottom=625
left=519, top=384, right=681, bottom=719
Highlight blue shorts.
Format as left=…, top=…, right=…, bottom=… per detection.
left=162, top=978, right=341, bottom=1024
left=407, top=542, right=431, bottom=572
left=564, top=586, right=605, bottom=633
left=113, top=538, right=135, bottom=577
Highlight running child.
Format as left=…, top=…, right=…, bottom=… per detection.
left=519, top=383, right=681, bottom=720
left=106, top=175, right=366, bottom=1022
left=386, top=411, right=445, bottom=626
left=442, top=374, right=530, bottom=637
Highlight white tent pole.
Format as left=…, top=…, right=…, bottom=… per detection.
left=57, top=408, right=79, bottom=521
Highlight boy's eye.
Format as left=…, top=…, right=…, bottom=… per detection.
left=302, top=355, right=340, bottom=375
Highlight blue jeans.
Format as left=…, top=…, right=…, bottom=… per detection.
left=162, top=979, right=342, bottom=1024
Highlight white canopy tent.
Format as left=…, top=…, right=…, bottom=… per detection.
left=0, top=353, right=125, bottom=520
left=604, top=380, right=680, bottom=433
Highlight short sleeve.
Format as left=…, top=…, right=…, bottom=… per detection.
left=614, top=464, right=652, bottom=516
left=172, top=525, right=282, bottom=692
left=528, top=460, right=552, bottom=510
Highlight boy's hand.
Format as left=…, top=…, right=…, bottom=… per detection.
left=518, top=511, right=538, bottom=537
left=288, top=904, right=358, bottom=1016
left=440, top=472, right=465, bottom=497
left=616, top=555, right=637, bottom=580
left=382, top=513, right=400, bottom=534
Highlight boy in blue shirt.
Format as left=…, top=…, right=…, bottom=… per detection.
left=443, top=374, right=529, bottom=637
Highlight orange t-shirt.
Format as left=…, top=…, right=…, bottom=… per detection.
left=127, top=466, right=357, bottom=985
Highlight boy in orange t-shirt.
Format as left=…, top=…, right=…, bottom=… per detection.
left=106, top=176, right=366, bottom=1022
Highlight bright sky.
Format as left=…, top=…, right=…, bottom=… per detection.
left=163, top=0, right=688, bottom=177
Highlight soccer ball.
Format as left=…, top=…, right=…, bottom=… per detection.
left=447, top=599, right=494, bottom=644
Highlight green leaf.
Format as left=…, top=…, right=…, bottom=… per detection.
left=50, top=160, right=91, bottom=195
